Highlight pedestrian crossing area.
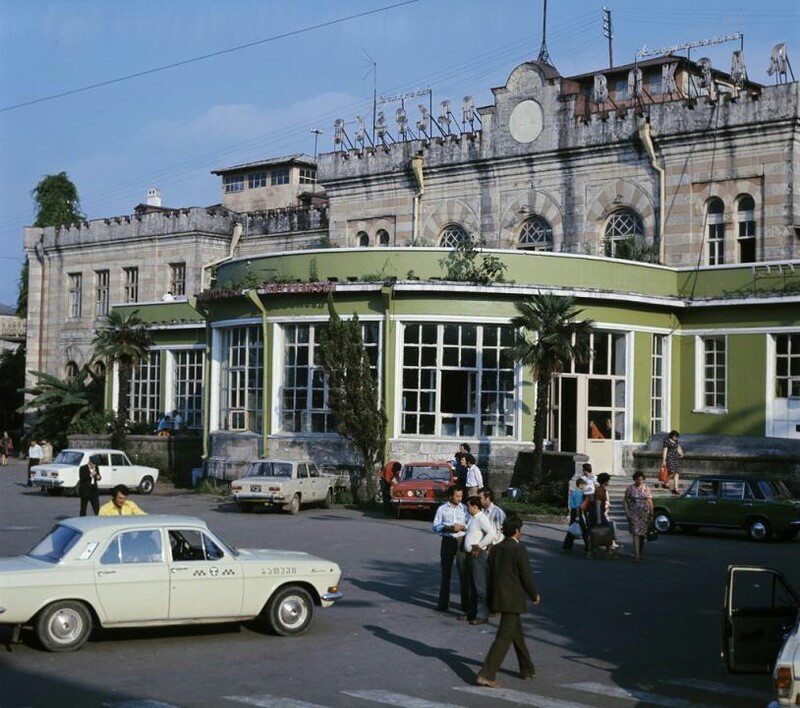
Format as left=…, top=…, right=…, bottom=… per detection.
left=103, top=677, right=769, bottom=708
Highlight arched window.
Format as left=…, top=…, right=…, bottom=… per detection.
left=377, top=229, right=390, bottom=246
left=604, top=208, right=644, bottom=257
left=518, top=216, right=553, bottom=251
left=92, top=360, right=106, bottom=379
left=65, top=361, right=79, bottom=382
left=357, top=231, right=369, bottom=247
left=439, top=224, right=469, bottom=248
left=707, top=198, right=725, bottom=265
left=736, top=195, right=756, bottom=263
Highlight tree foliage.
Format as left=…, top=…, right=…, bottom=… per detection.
left=18, top=364, right=104, bottom=450
left=318, top=299, right=386, bottom=489
left=0, top=343, right=26, bottom=434
left=613, top=234, right=660, bottom=264
left=439, top=238, right=507, bottom=284
left=92, top=309, right=153, bottom=446
left=16, top=258, right=28, bottom=317
left=31, top=172, right=83, bottom=228
left=511, top=294, right=594, bottom=479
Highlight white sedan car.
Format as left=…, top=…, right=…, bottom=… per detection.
left=31, top=449, right=159, bottom=495
left=0, top=515, right=343, bottom=652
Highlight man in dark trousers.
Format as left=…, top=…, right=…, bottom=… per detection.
left=78, top=455, right=102, bottom=516
left=476, top=514, right=540, bottom=688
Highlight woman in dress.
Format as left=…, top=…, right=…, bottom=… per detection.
left=661, top=430, right=684, bottom=494
left=624, top=471, right=653, bottom=563
left=0, top=431, right=12, bottom=466
left=587, top=472, right=619, bottom=558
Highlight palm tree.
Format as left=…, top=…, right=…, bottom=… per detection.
left=92, top=310, right=153, bottom=445
left=512, top=293, right=594, bottom=479
left=18, top=365, right=104, bottom=449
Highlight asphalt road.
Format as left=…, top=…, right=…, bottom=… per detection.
left=0, top=457, right=797, bottom=708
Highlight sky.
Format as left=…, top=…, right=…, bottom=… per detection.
left=0, top=0, right=797, bottom=307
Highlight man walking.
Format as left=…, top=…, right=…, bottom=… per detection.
left=380, top=460, right=401, bottom=515
left=432, top=485, right=468, bottom=615
left=476, top=515, right=540, bottom=688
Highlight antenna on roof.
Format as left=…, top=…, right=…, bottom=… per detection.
left=537, top=0, right=551, bottom=64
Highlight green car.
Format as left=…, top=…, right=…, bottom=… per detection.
left=652, top=476, right=800, bottom=542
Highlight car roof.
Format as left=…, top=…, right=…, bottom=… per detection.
left=691, top=476, right=772, bottom=483
left=59, top=449, right=126, bottom=455
left=57, top=515, right=208, bottom=532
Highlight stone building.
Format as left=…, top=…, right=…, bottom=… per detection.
left=22, top=50, right=800, bottom=484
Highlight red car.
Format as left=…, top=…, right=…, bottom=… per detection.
left=391, top=461, right=455, bottom=518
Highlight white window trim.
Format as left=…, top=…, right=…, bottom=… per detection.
left=693, top=335, right=728, bottom=413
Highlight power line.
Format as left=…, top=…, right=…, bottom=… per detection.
left=0, top=0, right=419, bottom=114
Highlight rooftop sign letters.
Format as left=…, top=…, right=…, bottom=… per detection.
left=197, top=280, right=336, bottom=304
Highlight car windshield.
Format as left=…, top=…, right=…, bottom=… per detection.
left=758, top=480, right=796, bottom=500
left=27, top=524, right=82, bottom=563
left=402, top=465, right=451, bottom=481
left=53, top=451, right=84, bottom=465
left=206, top=526, right=239, bottom=557
left=246, top=461, right=292, bottom=477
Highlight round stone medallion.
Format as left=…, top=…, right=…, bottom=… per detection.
left=509, top=99, right=544, bottom=143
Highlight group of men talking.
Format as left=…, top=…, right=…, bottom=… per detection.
left=432, top=458, right=541, bottom=688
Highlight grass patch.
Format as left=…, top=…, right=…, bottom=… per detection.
left=194, top=478, right=229, bottom=498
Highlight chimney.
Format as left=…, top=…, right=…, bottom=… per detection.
left=147, top=188, right=162, bottom=207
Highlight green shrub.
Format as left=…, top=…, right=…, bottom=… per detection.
left=195, top=478, right=228, bottom=497
left=68, top=410, right=115, bottom=435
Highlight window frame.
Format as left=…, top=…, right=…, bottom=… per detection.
left=706, top=198, right=725, bottom=266
left=736, top=195, right=756, bottom=264
left=169, top=262, right=186, bottom=297
left=518, top=215, right=554, bottom=252
left=173, top=348, right=204, bottom=429
left=248, top=172, right=268, bottom=189
left=94, top=269, right=110, bottom=317
left=223, top=174, right=244, bottom=193
left=123, top=266, right=139, bottom=304
left=129, top=353, right=162, bottom=425
left=439, top=224, right=469, bottom=248
left=270, top=168, right=290, bottom=186
left=68, top=272, right=82, bottom=318
left=219, top=325, right=263, bottom=433
left=298, top=167, right=316, bottom=185
left=695, top=335, right=727, bottom=413
left=604, top=208, right=644, bottom=258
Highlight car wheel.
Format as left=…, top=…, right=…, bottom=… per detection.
left=285, top=494, right=300, bottom=515
left=138, top=476, right=155, bottom=495
left=746, top=518, right=771, bottom=542
left=45, top=488, right=63, bottom=497
left=265, top=585, right=313, bottom=636
left=35, top=600, right=92, bottom=652
left=322, top=488, right=333, bottom=509
left=653, top=511, right=673, bottom=533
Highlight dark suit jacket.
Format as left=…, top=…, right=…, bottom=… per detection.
left=488, top=537, right=539, bottom=614
left=78, top=464, right=100, bottom=498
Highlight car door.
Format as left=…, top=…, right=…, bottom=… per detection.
left=92, top=453, right=112, bottom=489
left=307, top=462, right=324, bottom=502
left=722, top=565, right=800, bottom=673
left=94, top=528, right=170, bottom=622
left=296, top=463, right=311, bottom=502
left=167, top=527, right=244, bottom=620
left=109, top=452, right=136, bottom=487
left=679, top=479, right=720, bottom=526
left=716, top=480, right=753, bottom=528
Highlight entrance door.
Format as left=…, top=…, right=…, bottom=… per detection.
left=554, top=376, right=615, bottom=473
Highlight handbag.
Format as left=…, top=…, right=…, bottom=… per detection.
left=589, top=525, right=614, bottom=547
left=658, top=464, right=669, bottom=485
left=580, top=498, right=592, bottom=511
left=568, top=521, right=582, bottom=538
left=646, top=527, right=658, bottom=542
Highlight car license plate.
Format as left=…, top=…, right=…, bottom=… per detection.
left=250, top=485, right=261, bottom=493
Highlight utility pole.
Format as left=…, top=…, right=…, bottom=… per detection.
left=311, top=128, right=322, bottom=162
left=537, top=0, right=551, bottom=64
left=310, top=129, right=322, bottom=194
left=603, top=7, right=613, bottom=68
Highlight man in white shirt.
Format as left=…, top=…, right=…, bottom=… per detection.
left=465, top=453, right=484, bottom=497
left=27, top=439, right=44, bottom=487
left=433, top=485, right=468, bottom=615
left=464, top=495, right=495, bottom=624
